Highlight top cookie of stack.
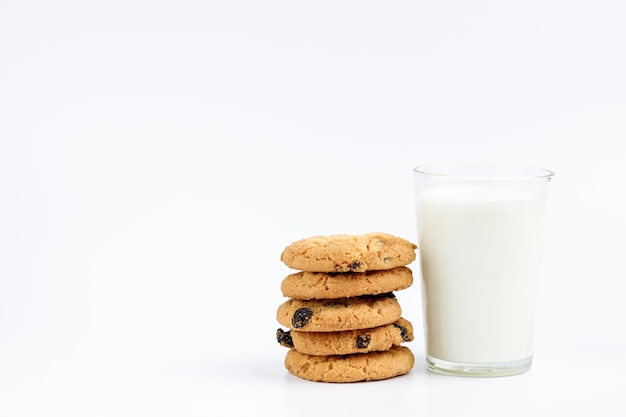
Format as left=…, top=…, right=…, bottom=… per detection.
left=280, top=232, right=417, bottom=274
left=276, top=232, right=418, bottom=383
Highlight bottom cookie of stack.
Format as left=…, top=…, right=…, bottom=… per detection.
left=284, top=345, right=415, bottom=383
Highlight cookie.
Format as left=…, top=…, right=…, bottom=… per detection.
left=276, top=293, right=402, bottom=332
left=281, top=266, right=414, bottom=300
left=280, top=232, right=417, bottom=273
left=277, top=317, right=414, bottom=355
left=284, top=345, right=415, bottom=383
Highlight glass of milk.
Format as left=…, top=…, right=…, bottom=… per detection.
left=413, top=164, right=554, bottom=377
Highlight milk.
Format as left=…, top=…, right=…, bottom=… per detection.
left=416, top=186, right=547, bottom=364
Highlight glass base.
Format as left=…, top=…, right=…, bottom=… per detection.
left=426, top=355, right=533, bottom=377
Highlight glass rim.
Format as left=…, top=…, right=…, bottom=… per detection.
left=413, top=164, right=555, bottom=181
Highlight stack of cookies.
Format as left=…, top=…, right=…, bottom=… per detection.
left=275, top=232, right=418, bottom=383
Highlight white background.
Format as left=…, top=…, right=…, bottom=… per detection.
left=1, top=0, right=625, bottom=415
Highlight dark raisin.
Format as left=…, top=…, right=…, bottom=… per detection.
left=348, top=261, right=362, bottom=271
left=393, top=322, right=411, bottom=342
left=356, top=334, right=371, bottom=349
left=276, top=328, right=294, bottom=347
left=292, top=307, right=313, bottom=329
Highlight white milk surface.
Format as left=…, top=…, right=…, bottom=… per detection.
left=416, top=186, right=547, bottom=364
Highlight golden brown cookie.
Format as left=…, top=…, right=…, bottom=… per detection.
left=276, top=317, right=414, bottom=355
left=284, top=345, right=415, bottom=383
left=281, top=266, right=414, bottom=300
left=276, top=294, right=402, bottom=332
left=280, top=232, right=417, bottom=273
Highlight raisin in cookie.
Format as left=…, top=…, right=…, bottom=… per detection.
left=284, top=345, right=415, bottom=383
left=277, top=317, right=414, bottom=355
left=281, top=266, right=413, bottom=300
left=280, top=232, right=417, bottom=273
left=276, top=293, right=401, bottom=332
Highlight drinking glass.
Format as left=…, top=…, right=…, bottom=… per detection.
left=413, top=164, right=554, bottom=377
